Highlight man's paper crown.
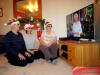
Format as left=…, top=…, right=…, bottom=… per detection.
left=4, top=18, right=20, bottom=27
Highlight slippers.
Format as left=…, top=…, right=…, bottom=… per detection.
left=52, top=60, right=57, bottom=65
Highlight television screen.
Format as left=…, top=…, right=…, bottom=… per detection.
left=66, top=4, right=94, bottom=40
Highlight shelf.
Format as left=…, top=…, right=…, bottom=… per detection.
left=60, top=49, right=68, bottom=54
left=59, top=40, right=100, bottom=67
left=60, top=55, right=73, bottom=66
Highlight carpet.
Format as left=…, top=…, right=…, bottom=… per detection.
left=0, top=54, right=72, bottom=75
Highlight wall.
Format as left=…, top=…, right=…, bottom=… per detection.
left=94, top=0, right=100, bottom=41
left=0, top=0, right=13, bottom=35
left=42, top=0, right=94, bottom=39
left=0, top=0, right=94, bottom=37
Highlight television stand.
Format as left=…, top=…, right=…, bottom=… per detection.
left=59, top=40, right=100, bottom=67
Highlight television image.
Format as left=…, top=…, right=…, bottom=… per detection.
left=66, top=4, right=94, bottom=40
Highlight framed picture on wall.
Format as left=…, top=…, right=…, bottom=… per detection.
left=0, top=8, right=3, bottom=17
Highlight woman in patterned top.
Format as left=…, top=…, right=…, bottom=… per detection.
left=39, top=22, right=58, bottom=64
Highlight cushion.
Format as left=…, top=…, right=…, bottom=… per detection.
left=73, top=67, right=100, bottom=75
left=0, top=35, right=5, bottom=54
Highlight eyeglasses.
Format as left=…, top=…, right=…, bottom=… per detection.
left=26, top=27, right=33, bottom=29
left=47, top=26, right=52, bottom=27
left=14, top=23, right=20, bottom=26
left=17, top=23, right=20, bottom=26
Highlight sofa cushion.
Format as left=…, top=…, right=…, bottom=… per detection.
left=73, top=67, right=100, bottom=75
left=0, top=35, right=5, bottom=54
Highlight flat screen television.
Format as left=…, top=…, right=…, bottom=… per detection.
left=66, top=4, right=94, bottom=41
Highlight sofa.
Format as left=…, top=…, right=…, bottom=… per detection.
left=0, top=35, right=5, bottom=54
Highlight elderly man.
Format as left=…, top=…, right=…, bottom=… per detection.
left=4, top=19, right=34, bottom=67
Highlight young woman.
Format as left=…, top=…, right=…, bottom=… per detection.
left=23, top=23, right=42, bottom=59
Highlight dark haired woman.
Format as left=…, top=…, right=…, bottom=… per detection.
left=23, top=23, right=41, bottom=59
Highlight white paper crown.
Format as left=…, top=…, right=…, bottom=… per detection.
left=45, top=22, right=51, bottom=27
left=24, top=23, right=34, bottom=30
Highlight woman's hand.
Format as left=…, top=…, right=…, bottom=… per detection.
left=34, top=49, right=38, bottom=51
left=27, top=49, right=34, bottom=54
left=46, top=36, right=57, bottom=47
left=29, top=50, right=34, bottom=54
left=47, top=43, right=52, bottom=47
left=25, top=52, right=31, bottom=57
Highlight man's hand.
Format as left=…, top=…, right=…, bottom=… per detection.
left=25, top=52, right=31, bottom=57
left=18, top=53, right=26, bottom=60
